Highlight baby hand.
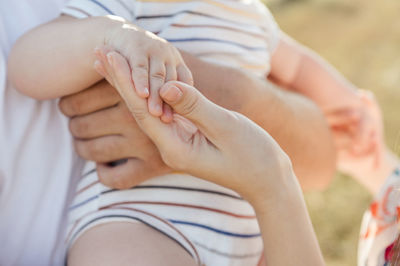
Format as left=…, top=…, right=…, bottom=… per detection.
left=96, top=19, right=193, bottom=121
left=329, top=91, right=384, bottom=172
left=92, top=49, right=295, bottom=204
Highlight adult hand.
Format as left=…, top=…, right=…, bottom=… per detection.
left=59, top=80, right=170, bottom=189
left=101, top=51, right=294, bottom=203
left=95, top=51, right=325, bottom=266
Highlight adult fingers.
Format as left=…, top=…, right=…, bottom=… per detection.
left=159, top=81, right=236, bottom=141
left=68, top=103, right=134, bottom=139
left=96, top=159, right=144, bottom=189
left=74, top=135, right=135, bottom=163
left=97, top=158, right=170, bottom=189
left=59, top=80, right=120, bottom=117
left=177, top=64, right=194, bottom=86
left=148, top=58, right=166, bottom=116
left=105, top=51, right=166, bottom=139
left=160, top=103, right=173, bottom=123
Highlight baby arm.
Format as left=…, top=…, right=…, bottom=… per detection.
left=269, top=33, right=359, bottom=112
left=337, top=94, right=399, bottom=194
left=8, top=15, right=191, bottom=117
left=269, top=33, right=376, bottom=157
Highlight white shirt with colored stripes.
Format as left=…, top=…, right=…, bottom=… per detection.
left=62, top=0, right=280, bottom=77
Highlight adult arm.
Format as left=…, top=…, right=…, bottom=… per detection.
left=181, top=52, right=336, bottom=190
left=97, top=52, right=326, bottom=265
left=16, top=15, right=335, bottom=189
left=8, top=15, right=192, bottom=105
left=61, top=54, right=336, bottom=191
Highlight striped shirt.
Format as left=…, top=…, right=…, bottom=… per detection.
left=62, top=0, right=280, bottom=77
left=62, top=1, right=279, bottom=265
left=67, top=164, right=264, bottom=265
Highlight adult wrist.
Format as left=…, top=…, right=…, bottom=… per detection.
left=246, top=159, right=302, bottom=212
left=251, top=173, right=305, bottom=220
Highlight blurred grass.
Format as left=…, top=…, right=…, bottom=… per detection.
left=263, top=0, right=400, bottom=265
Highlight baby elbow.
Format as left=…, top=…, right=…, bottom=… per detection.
left=12, top=79, right=50, bottom=100
left=7, top=46, right=50, bottom=100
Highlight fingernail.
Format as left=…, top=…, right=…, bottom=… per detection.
left=160, top=85, right=182, bottom=102
left=150, top=103, right=162, bottom=116
left=155, top=104, right=162, bottom=114
left=107, top=53, right=114, bottom=66
left=93, top=60, right=102, bottom=72
left=94, top=47, right=101, bottom=55
left=142, top=87, right=149, bottom=97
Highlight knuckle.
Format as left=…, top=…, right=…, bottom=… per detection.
left=97, top=166, right=135, bottom=190
left=179, top=94, right=199, bottom=116
left=75, top=140, right=107, bottom=162
left=132, top=63, right=148, bottom=72
left=73, top=140, right=89, bottom=160
left=129, top=106, right=148, bottom=122
left=69, top=118, right=89, bottom=138
left=150, top=71, right=165, bottom=82
left=185, top=71, right=194, bottom=85
left=58, top=97, right=78, bottom=117
left=86, top=142, right=104, bottom=161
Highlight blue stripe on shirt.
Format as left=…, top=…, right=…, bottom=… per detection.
left=103, top=185, right=244, bottom=200
left=169, top=219, right=261, bottom=238
left=88, top=0, right=115, bottom=14
left=69, top=185, right=243, bottom=211
left=166, top=37, right=266, bottom=51
left=69, top=195, right=99, bottom=210
left=136, top=10, right=255, bottom=28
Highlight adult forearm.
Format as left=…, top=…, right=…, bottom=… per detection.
left=252, top=179, right=325, bottom=266
left=182, top=52, right=336, bottom=190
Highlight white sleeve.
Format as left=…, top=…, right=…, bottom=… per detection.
left=62, top=0, right=135, bottom=21
left=256, top=1, right=281, bottom=55
left=266, top=15, right=281, bottom=55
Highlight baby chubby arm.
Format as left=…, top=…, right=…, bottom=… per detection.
left=8, top=15, right=107, bottom=99
left=269, top=33, right=359, bottom=112
left=8, top=14, right=191, bottom=113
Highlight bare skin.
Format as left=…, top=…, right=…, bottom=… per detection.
left=8, top=13, right=336, bottom=266
left=69, top=222, right=198, bottom=266
left=59, top=51, right=336, bottom=190
left=9, top=15, right=337, bottom=190
left=89, top=51, right=325, bottom=265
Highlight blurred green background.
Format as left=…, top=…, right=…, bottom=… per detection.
left=262, top=0, right=400, bottom=265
